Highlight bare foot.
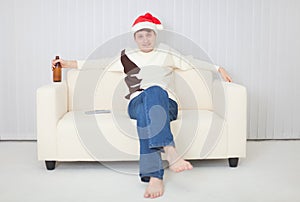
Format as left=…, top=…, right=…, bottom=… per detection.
left=164, top=146, right=193, bottom=172
left=144, top=177, right=164, bottom=199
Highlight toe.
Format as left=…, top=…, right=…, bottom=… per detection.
left=144, top=192, right=150, bottom=198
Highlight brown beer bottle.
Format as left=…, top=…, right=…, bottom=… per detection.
left=53, top=56, right=62, bottom=82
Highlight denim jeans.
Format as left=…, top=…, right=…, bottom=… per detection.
left=127, top=85, right=178, bottom=182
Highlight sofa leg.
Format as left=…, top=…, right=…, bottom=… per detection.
left=228, top=158, right=239, bottom=167
left=45, top=161, right=56, bottom=170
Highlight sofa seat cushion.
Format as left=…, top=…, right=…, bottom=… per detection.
left=56, top=110, right=227, bottom=160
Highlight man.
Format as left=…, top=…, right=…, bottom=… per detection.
left=52, top=12, right=232, bottom=199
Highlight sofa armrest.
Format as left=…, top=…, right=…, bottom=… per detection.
left=36, top=81, right=68, bottom=160
left=224, top=82, right=247, bottom=157
left=213, top=81, right=247, bottom=158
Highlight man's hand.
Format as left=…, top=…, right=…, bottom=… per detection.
left=218, top=67, right=232, bottom=82
left=51, top=59, right=78, bottom=68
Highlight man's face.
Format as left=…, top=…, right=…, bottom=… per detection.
left=134, top=29, right=156, bottom=53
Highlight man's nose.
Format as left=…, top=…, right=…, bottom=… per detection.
left=143, top=37, right=149, bottom=43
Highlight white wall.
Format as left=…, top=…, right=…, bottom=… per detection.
left=0, top=0, right=299, bottom=140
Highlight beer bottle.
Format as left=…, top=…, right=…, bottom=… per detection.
left=53, top=56, right=62, bottom=82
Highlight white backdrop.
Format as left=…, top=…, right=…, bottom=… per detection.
left=0, top=0, right=299, bottom=140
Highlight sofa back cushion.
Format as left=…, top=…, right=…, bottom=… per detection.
left=67, top=64, right=214, bottom=111
left=174, top=68, right=213, bottom=110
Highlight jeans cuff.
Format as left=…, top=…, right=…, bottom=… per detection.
left=149, top=140, right=175, bottom=149
left=140, top=172, right=164, bottom=183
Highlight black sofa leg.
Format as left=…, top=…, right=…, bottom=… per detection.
left=228, top=158, right=239, bottom=167
left=45, top=161, right=56, bottom=170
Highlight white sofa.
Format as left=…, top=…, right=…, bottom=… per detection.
left=37, top=61, right=247, bottom=170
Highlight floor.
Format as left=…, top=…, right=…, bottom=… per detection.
left=0, top=140, right=299, bottom=202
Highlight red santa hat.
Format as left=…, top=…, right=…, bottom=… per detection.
left=131, top=12, right=163, bottom=33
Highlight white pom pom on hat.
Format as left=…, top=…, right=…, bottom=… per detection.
left=131, top=12, right=163, bottom=33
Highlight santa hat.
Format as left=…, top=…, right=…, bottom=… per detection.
left=131, top=12, right=163, bottom=33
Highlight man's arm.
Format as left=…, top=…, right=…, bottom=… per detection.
left=174, top=54, right=233, bottom=82
left=52, top=59, right=78, bottom=69
left=218, top=67, right=232, bottom=82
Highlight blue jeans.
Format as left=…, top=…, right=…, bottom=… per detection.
left=128, top=86, right=178, bottom=182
